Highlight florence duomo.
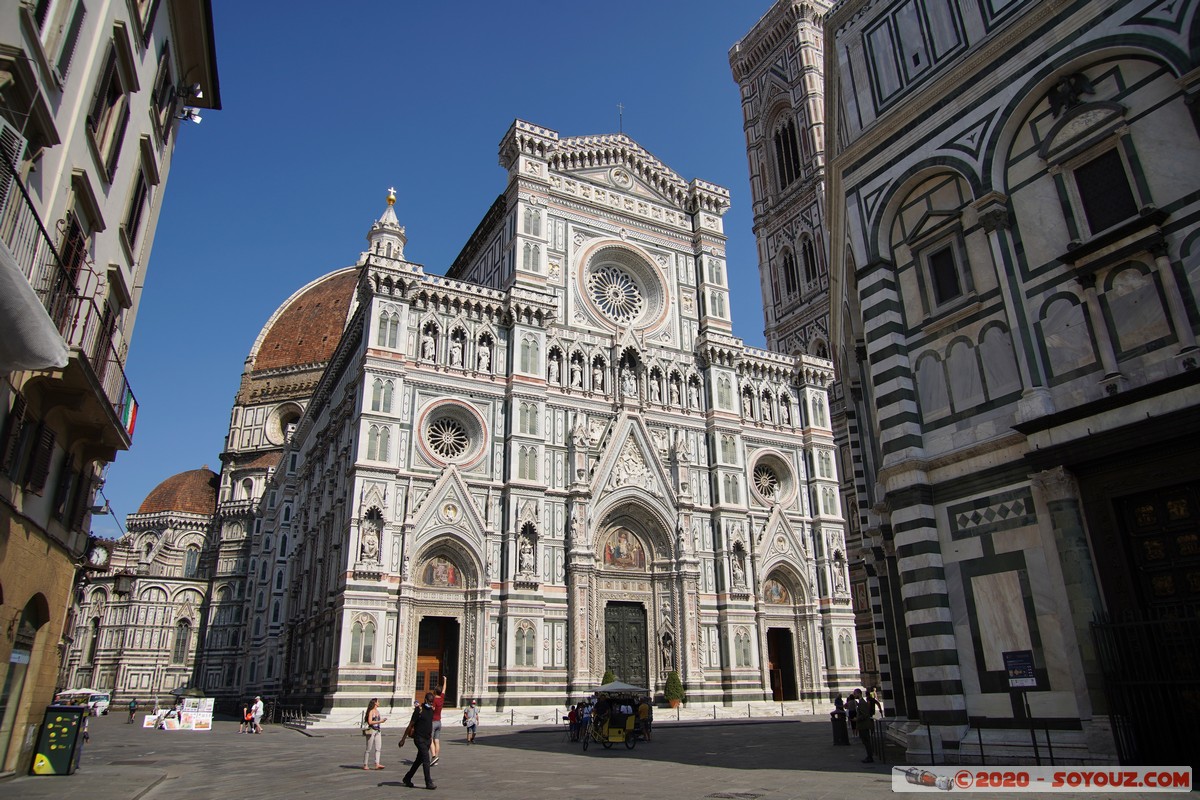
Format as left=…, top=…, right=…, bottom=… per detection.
left=8, top=0, right=1198, bottom=781
left=62, top=118, right=855, bottom=718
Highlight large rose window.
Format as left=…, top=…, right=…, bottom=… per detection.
left=588, top=264, right=645, bottom=325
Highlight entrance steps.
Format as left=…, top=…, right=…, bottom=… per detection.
left=300, top=700, right=828, bottom=731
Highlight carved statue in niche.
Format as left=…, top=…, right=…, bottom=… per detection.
left=592, top=363, right=604, bottom=391
left=477, top=340, right=491, bottom=371
left=688, top=382, right=699, bottom=409
left=661, top=631, right=674, bottom=671
left=650, top=376, right=661, bottom=403
left=570, top=504, right=585, bottom=540
left=519, top=535, right=535, bottom=574
left=548, top=354, right=560, bottom=384
left=731, top=550, right=746, bottom=586
left=780, top=399, right=790, bottom=425
left=570, top=360, right=582, bottom=388
left=621, top=367, right=636, bottom=398
left=421, top=330, right=436, bottom=360
left=360, top=510, right=383, bottom=563
left=742, top=394, right=752, bottom=418
left=449, top=337, right=463, bottom=367
left=669, top=380, right=680, bottom=406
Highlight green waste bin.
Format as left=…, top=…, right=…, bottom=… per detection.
left=30, top=705, right=86, bottom=775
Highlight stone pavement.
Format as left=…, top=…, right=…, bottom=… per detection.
left=0, top=711, right=1155, bottom=800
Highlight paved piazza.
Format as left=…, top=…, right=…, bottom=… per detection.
left=0, top=713, right=1159, bottom=800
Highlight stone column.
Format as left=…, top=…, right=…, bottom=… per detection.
left=1150, top=242, right=1199, bottom=358
left=1077, top=275, right=1124, bottom=391
left=1029, top=467, right=1105, bottom=711
left=973, top=193, right=1055, bottom=421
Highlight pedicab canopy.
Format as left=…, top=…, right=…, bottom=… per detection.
left=594, top=681, right=648, bottom=694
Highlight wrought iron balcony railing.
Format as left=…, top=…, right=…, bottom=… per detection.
left=0, top=166, right=137, bottom=442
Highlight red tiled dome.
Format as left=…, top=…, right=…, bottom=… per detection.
left=251, top=269, right=358, bottom=372
left=137, top=468, right=219, bottom=515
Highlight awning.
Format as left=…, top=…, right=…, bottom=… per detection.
left=0, top=239, right=68, bottom=371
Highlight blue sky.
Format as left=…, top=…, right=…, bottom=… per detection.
left=95, top=0, right=778, bottom=537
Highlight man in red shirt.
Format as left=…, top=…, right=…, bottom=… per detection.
left=431, top=675, right=447, bottom=765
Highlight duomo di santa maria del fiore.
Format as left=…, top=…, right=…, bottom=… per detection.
left=62, top=118, right=854, bottom=716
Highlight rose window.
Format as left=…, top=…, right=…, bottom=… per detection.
left=753, top=465, right=780, bottom=499
left=588, top=264, right=645, bottom=325
left=427, top=418, right=468, bottom=459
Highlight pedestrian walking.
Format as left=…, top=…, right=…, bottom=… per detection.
left=240, top=704, right=252, bottom=733
left=462, top=699, right=479, bottom=743
left=127, top=698, right=138, bottom=724
left=637, top=696, right=652, bottom=742
left=852, top=688, right=877, bottom=763
left=430, top=676, right=446, bottom=766
left=251, top=695, right=264, bottom=734
left=400, top=693, right=436, bottom=790
left=363, top=698, right=387, bottom=770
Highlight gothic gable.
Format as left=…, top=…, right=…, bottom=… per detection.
left=549, top=134, right=691, bottom=209
left=591, top=414, right=675, bottom=505
left=409, top=465, right=488, bottom=551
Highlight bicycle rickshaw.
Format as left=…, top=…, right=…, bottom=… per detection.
left=582, top=680, right=646, bottom=751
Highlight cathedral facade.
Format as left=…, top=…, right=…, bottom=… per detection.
left=65, top=120, right=856, bottom=715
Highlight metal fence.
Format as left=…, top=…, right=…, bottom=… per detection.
left=1092, top=606, right=1200, bottom=774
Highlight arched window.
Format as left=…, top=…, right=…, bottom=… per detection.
left=172, top=620, right=191, bottom=663
left=183, top=546, right=200, bottom=578
left=350, top=621, right=363, bottom=662
left=367, top=425, right=390, bottom=461
left=371, top=378, right=393, bottom=412
left=362, top=621, right=376, bottom=662
left=271, top=601, right=280, bottom=623
left=520, top=337, right=539, bottom=374
left=280, top=534, right=288, bottom=554
left=377, top=310, right=399, bottom=348
left=275, top=570, right=284, bottom=591
left=781, top=250, right=797, bottom=296
left=260, top=560, right=268, bottom=580
left=515, top=621, right=536, bottom=667
left=802, top=237, right=818, bottom=286
left=241, top=478, right=253, bottom=500
left=86, top=617, right=100, bottom=663
left=773, top=117, right=803, bottom=190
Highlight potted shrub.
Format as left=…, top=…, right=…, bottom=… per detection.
left=664, top=671, right=684, bottom=708
left=601, top=669, right=616, bottom=685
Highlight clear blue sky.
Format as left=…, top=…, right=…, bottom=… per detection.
left=95, top=0, right=778, bottom=537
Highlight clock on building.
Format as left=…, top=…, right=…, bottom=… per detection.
left=84, top=539, right=112, bottom=570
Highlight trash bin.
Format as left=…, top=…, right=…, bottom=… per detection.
left=831, top=713, right=849, bottom=745
left=30, top=705, right=86, bottom=775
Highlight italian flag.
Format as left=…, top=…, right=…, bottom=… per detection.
left=121, top=388, right=138, bottom=435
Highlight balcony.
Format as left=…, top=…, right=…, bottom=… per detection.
left=1, top=168, right=136, bottom=454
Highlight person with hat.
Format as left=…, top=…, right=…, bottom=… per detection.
left=251, top=695, right=264, bottom=734
left=462, top=699, right=479, bottom=744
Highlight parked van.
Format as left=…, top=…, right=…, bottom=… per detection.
left=54, top=689, right=111, bottom=715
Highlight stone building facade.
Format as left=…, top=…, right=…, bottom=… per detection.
left=825, top=0, right=1200, bottom=767
left=65, top=120, right=857, bottom=717
left=0, top=0, right=218, bottom=772
left=258, top=121, right=855, bottom=714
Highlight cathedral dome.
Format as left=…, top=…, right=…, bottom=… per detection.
left=137, top=467, right=219, bottom=515
left=248, top=268, right=359, bottom=373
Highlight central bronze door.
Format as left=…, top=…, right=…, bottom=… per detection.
left=604, top=602, right=647, bottom=688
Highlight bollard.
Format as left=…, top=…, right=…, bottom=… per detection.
left=780, top=702, right=784, bottom=717
left=713, top=704, right=717, bottom=720
left=676, top=704, right=680, bottom=721
left=747, top=703, right=751, bottom=718
left=510, top=709, right=514, bottom=726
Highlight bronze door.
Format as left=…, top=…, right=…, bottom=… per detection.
left=604, top=602, right=647, bottom=688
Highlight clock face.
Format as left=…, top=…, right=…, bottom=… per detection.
left=88, top=545, right=109, bottom=567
